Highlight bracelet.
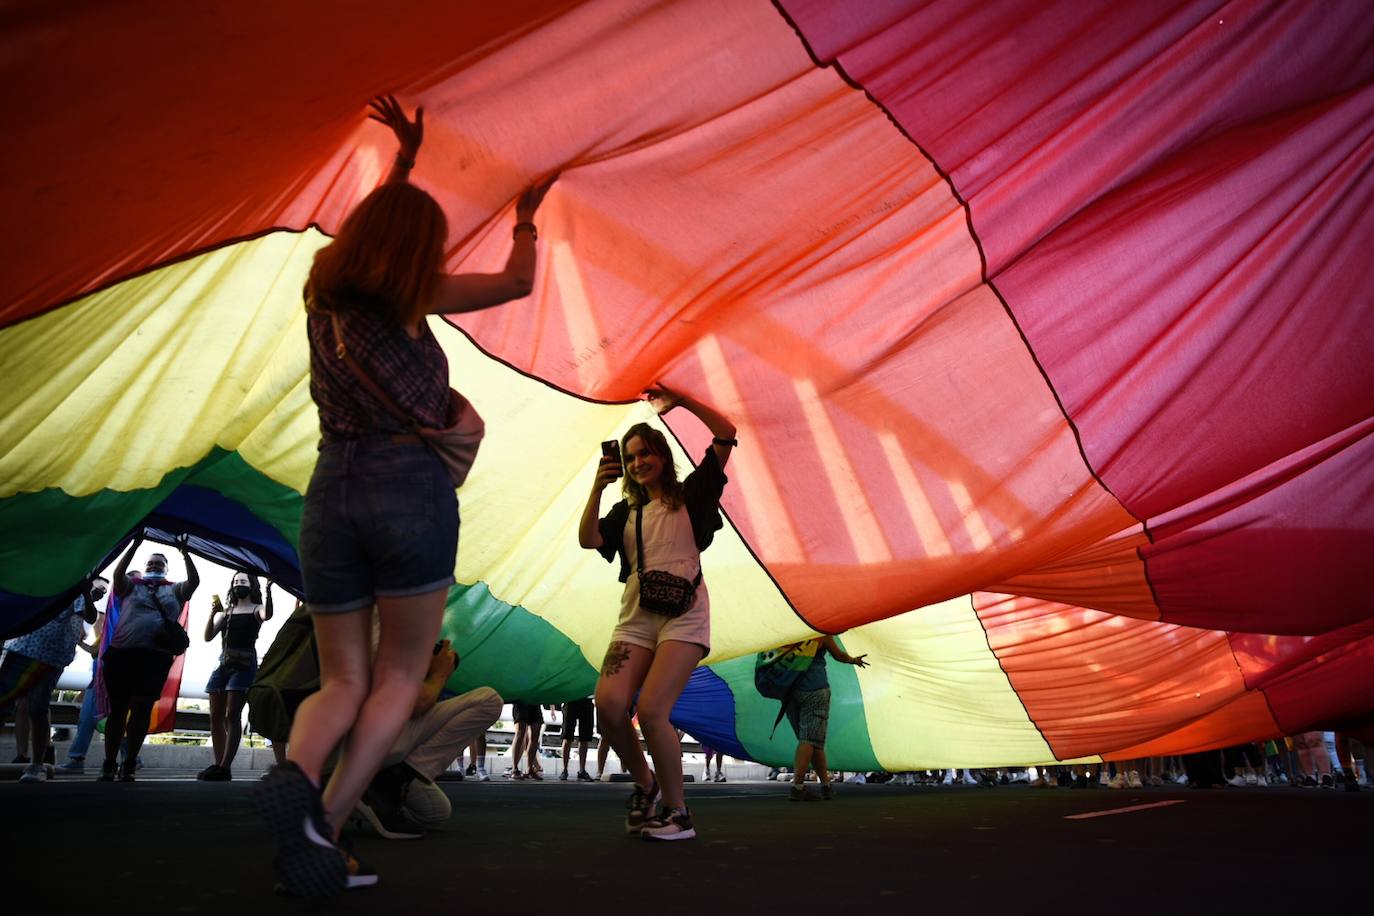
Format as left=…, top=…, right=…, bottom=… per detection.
left=513, top=221, right=538, bottom=240
left=395, top=153, right=416, bottom=169
left=712, top=436, right=738, bottom=447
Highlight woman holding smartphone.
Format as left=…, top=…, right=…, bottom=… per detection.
left=578, top=384, right=736, bottom=841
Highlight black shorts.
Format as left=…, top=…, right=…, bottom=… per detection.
left=103, top=646, right=174, bottom=700
left=561, top=698, right=595, bottom=741
left=511, top=701, right=544, bottom=725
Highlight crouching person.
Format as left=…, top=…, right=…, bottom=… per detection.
left=349, top=639, right=502, bottom=839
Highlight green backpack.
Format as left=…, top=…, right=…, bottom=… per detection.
left=246, top=603, right=318, bottom=743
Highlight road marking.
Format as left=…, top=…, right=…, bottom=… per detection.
left=1065, top=800, right=1186, bottom=820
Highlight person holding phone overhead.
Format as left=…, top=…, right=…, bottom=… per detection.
left=251, top=94, right=556, bottom=897
left=578, top=383, right=736, bottom=841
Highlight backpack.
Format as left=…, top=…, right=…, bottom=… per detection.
left=246, top=603, right=318, bottom=743
left=754, top=640, right=825, bottom=736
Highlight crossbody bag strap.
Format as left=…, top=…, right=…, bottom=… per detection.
left=329, top=312, right=422, bottom=433
left=633, top=504, right=702, bottom=586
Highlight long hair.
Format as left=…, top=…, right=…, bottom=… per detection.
left=621, top=422, right=683, bottom=510
left=225, top=572, right=263, bottom=609
left=304, top=182, right=448, bottom=323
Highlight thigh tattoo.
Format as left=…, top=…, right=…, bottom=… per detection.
left=601, top=641, right=632, bottom=677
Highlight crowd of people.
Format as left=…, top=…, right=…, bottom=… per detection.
left=1, top=93, right=1367, bottom=901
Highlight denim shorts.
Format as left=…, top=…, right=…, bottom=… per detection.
left=300, top=438, right=458, bottom=613
left=206, top=660, right=257, bottom=693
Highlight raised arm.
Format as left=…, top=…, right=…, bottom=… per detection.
left=821, top=635, right=868, bottom=668
left=261, top=581, right=274, bottom=622
left=111, top=535, right=142, bottom=598
left=578, top=453, right=622, bottom=550
left=177, top=535, right=200, bottom=597
left=430, top=174, right=557, bottom=315
left=368, top=95, right=423, bottom=186
left=204, top=594, right=225, bottom=642
left=645, top=383, right=738, bottom=468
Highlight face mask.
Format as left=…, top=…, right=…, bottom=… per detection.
left=232, top=585, right=251, bottom=599
left=143, top=569, right=166, bottom=581
left=91, top=588, right=107, bottom=603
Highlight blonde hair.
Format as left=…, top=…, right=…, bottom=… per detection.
left=305, top=182, right=448, bottom=323
left=621, top=423, right=683, bottom=510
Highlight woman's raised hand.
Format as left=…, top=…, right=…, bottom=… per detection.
left=368, top=94, right=424, bottom=160
left=593, top=454, right=622, bottom=492
left=516, top=173, right=558, bottom=222
left=643, top=382, right=681, bottom=416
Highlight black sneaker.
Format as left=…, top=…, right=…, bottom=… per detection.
left=118, top=760, right=137, bottom=782
left=625, top=776, right=660, bottom=834
left=559, top=769, right=569, bottom=781
left=353, top=787, right=424, bottom=840
left=642, top=805, right=696, bottom=841
left=98, top=760, right=117, bottom=782
left=252, top=761, right=347, bottom=897
left=576, top=770, right=594, bottom=782
left=465, top=763, right=477, bottom=777
left=197, top=764, right=230, bottom=781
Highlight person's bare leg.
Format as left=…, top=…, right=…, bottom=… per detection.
left=29, top=703, right=50, bottom=768
left=510, top=723, right=528, bottom=774
left=322, top=589, right=446, bottom=837
left=14, top=707, right=30, bottom=759
left=207, top=690, right=226, bottom=765
left=593, top=641, right=654, bottom=789
left=285, top=608, right=373, bottom=785
left=561, top=737, right=572, bottom=776
left=812, top=746, right=829, bottom=786
left=220, top=691, right=247, bottom=769
left=578, top=738, right=589, bottom=774
left=527, top=723, right=543, bottom=774
left=634, top=640, right=703, bottom=810
left=793, top=742, right=815, bottom=785
left=596, top=736, right=610, bottom=778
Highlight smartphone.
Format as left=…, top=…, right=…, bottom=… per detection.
left=601, top=439, right=623, bottom=479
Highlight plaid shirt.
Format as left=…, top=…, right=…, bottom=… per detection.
left=308, top=309, right=449, bottom=441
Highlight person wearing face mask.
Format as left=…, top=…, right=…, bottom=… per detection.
left=198, top=571, right=274, bottom=781
left=0, top=576, right=106, bottom=782
left=101, top=533, right=199, bottom=782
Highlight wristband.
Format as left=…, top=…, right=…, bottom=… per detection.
left=513, top=221, right=538, bottom=240
left=712, top=436, right=738, bottom=447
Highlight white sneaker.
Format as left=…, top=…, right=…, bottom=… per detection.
left=641, top=806, right=695, bottom=841
left=18, top=764, right=46, bottom=783
left=941, top=769, right=954, bottom=785
left=1108, top=773, right=1127, bottom=789
left=1245, top=772, right=1258, bottom=786
left=1126, top=771, right=1143, bottom=789
left=1227, top=775, right=1247, bottom=787
left=961, top=771, right=978, bottom=786
left=476, top=767, right=489, bottom=782
left=1256, top=774, right=1269, bottom=787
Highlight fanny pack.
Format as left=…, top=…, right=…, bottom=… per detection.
left=634, top=505, right=701, bottom=618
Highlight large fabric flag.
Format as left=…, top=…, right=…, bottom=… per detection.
left=1, top=0, right=1370, bottom=769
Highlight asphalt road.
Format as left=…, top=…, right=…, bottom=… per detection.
left=5, top=775, right=1367, bottom=913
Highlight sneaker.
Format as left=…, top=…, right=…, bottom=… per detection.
left=1256, top=774, right=1269, bottom=787
left=1126, top=771, right=1143, bottom=789
left=576, top=770, right=594, bottom=782
left=477, top=767, right=490, bottom=782
left=820, top=782, right=835, bottom=800
left=1108, top=774, right=1127, bottom=789
left=1301, top=775, right=1318, bottom=787
left=789, top=783, right=818, bottom=802
left=559, top=769, right=569, bottom=781
left=642, top=806, right=695, bottom=841
left=714, top=772, right=726, bottom=783
left=118, top=760, right=137, bottom=783
left=343, top=851, right=379, bottom=890
left=252, top=761, right=347, bottom=897
left=57, top=758, right=85, bottom=774
left=625, top=777, right=660, bottom=834
left=18, top=764, right=45, bottom=783
left=353, top=789, right=424, bottom=841
left=197, top=764, right=232, bottom=782
left=1343, top=772, right=1361, bottom=793
left=1245, top=772, right=1258, bottom=786
left=98, top=760, right=117, bottom=782
left=465, top=763, right=477, bottom=777
left=1319, top=774, right=1334, bottom=789
left=1227, top=775, right=1247, bottom=787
